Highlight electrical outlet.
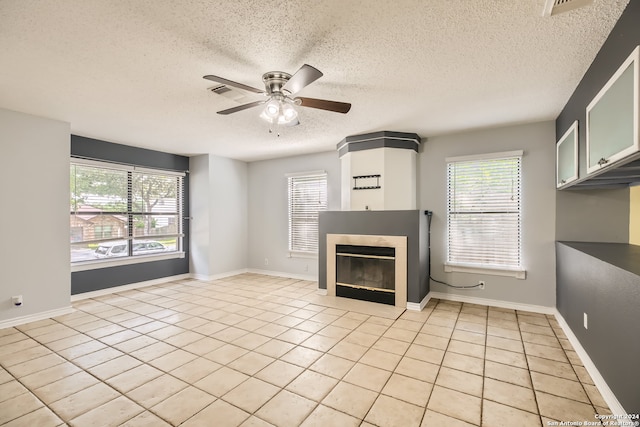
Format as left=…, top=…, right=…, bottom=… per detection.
left=264, top=258, right=269, bottom=266
left=584, top=312, right=588, bottom=329
left=478, top=281, right=485, bottom=290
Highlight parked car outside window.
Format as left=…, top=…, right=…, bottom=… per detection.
left=94, top=240, right=167, bottom=258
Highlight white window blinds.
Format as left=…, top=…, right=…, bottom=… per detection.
left=70, top=159, right=185, bottom=263
left=288, top=172, right=328, bottom=254
left=447, top=152, right=522, bottom=270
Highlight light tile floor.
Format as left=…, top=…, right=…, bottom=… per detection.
left=0, top=273, right=611, bottom=426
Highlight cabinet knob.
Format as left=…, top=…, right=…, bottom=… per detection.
left=597, top=157, right=609, bottom=166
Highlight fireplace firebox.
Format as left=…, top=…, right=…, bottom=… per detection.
left=326, top=233, right=408, bottom=308
left=336, top=245, right=396, bottom=305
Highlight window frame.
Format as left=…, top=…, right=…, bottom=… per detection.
left=70, top=157, right=186, bottom=272
left=444, top=150, right=526, bottom=279
left=287, top=170, right=328, bottom=258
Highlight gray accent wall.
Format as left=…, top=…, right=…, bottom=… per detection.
left=556, top=242, right=640, bottom=414
left=419, top=121, right=557, bottom=307
left=556, top=187, right=629, bottom=242
left=70, top=135, right=190, bottom=294
left=247, top=151, right=341, bottom=278
left=554, top=1, right=640, bottom=413
left=555, top=0, right=639, bottom=242
left=1, top=108, right=71, bottom=322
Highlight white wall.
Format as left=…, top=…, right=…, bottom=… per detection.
left=189, top=155, right=211, bottom=277
left=341, top=148, right=417, bottom=210
left=0, top=108, right=71, bottom=323
left=209, top=156, right=248, bottom=275
left=248, top=151, right=341, bottom=278
left=420, top=121, right=557, bottom=307
left=189, top=154, right=248, bottom=278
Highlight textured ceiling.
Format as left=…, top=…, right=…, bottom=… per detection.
left=0, top=0, right=630, bottom=161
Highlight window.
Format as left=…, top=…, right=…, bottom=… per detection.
left=70, top=159, right=185, bottom=266
left=287, top=171, right=328, bottom=255
left=445, top=151, right=525, bottom=278
left=94, top=225, right=113, bottom=239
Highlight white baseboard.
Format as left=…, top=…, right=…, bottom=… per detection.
left=247, top=268, right=318, bottom=282
left=406, top=293, right=431, bottom=311
left=316, top=288, right=328, bottom=296
left=190, top=269, right=249, bottom=282
left=427, top=291, right=555, bottom=315
left=71, top=273, right=191, bottom=302
left=553, top=310, right=627, bottom=416
left=0, top=306, right=75, bottom=330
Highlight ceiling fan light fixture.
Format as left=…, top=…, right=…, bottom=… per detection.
left=282, top=103, right=298, bottom=121
left=264, top=99, right=280, bottom=118
left=260, top=98, right=298, bottom=125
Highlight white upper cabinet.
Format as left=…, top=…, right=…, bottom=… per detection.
left=556, top=121, right=579, bottom=188
left=586, top=45, right=639, bottom=175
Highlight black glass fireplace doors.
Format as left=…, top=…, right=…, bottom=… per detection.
left=335, top=244, right=395, bottom=305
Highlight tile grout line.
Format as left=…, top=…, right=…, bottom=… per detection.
left=423, top=299, right=476, bottom=426
left=516, top=309, right=546, bottom=426
left=480, top=304, right=488, bottom=427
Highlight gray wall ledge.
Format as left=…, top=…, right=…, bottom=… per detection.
left=556, top=242, right=640, bottom=414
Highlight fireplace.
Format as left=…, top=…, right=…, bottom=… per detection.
left=318, top=131, right=429, bottom=310
left=326, top=234, right=407, bottom=308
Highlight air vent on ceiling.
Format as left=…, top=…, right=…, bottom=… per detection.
left=209, top=85, right=254, bottom=104
left=542, top=0, right=593, bottom=16
left=211, top=85, right=232, bottom=95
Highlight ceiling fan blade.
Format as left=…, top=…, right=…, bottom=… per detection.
left=217, top=100, right=266, bottom=115
left=282, top=64, right=323, bottom=95
left=296, top=97, right=351, bottom=114
left=203, top=75, right=265, bottom=94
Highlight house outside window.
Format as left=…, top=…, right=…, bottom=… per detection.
left=287, top=171, right=328, bottom=256
left=70, top=159, right=185, bottom=266
left=445, top=150, right=525, bottom=279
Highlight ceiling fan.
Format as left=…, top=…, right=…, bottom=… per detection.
left=203, top=64, right=351, bottom=130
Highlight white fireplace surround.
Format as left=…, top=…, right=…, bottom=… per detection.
left=326, top=233, right=407, bottom=308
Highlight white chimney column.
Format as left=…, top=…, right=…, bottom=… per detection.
left=337, top=131, right=421, bottom=211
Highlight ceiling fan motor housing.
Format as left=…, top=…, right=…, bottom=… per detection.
left=262, top=72, right=292, bottom=95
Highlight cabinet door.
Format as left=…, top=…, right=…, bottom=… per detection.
left=586, top=46, right=639, bottom=174
left=557, top=121, right=578, bottom=188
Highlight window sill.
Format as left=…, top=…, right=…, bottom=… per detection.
left=288, top=251, right=318, bottom=260
left=71, top=252, right=185, bottom=272
left=444, top=263, right=526, bottom=279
